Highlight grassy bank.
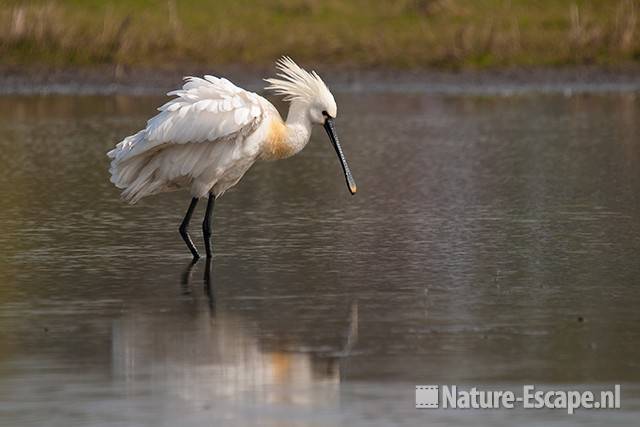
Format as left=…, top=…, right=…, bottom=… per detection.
left=1, top=0, right=639, bottom=70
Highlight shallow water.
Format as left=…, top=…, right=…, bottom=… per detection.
left=0, top=90, right=639, bottom=426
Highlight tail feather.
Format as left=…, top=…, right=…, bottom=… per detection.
left=109, top=131, right=164, bottom=204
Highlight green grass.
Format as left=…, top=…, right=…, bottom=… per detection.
left=1, top=0, right=639, bottom=69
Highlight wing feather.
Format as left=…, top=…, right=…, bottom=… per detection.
left=108, top=75, right=265, bottom=163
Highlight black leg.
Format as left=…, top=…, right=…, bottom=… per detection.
left=202, top=192, right=215, bottom=258
left=179, top=197, right=200, bottom=260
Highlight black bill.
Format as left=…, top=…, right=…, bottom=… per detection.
left=323, top=118, right=357, bottom=195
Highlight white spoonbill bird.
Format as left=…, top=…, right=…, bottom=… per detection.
left=108, top=57, right=357, bottom=260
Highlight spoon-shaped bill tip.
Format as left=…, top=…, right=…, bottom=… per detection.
left=349, top=182, right=357, bottom=195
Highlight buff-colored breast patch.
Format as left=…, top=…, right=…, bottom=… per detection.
left=263, top=119, right=294, bottom=160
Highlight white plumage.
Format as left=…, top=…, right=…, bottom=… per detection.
left=108, top=75, right=270, bottom=203
left=107, top=57, right=355, bottom=259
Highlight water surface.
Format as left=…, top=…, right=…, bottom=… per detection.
left=0, top=90, right=639, bottom=426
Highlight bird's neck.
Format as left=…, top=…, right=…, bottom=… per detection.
left=284, top=101, right=312, bottom=152
left=262, top=101, right=312, bottom=161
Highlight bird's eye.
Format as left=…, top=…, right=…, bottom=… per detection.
left=322, top=110, right=331, bottom=118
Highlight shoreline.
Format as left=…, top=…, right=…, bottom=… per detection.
left=2, top=65, right=640, bottom=96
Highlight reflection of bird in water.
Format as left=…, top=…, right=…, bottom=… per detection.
left=111, top=261, right=358, bottom=406
left=180, top=259, right=214, bottom=311
left=108, top=57, right=357, bottom=260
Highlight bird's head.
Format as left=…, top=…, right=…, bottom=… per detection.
left=264, top=57, right=356, bottom=195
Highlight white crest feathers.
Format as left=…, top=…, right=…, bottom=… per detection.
left=264, top=56, right=333, bottom=105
